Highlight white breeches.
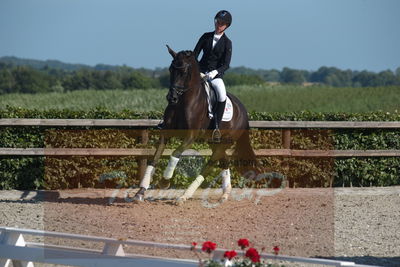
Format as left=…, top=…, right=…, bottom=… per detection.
left=211, top=78, right=227, bottom=102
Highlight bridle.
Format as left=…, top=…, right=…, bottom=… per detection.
left=169, top=59, right=192, bottom=96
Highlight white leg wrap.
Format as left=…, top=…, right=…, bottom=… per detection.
left=140, top=165, right=155, bottom=189
left=182, top=175, right=204, bottom=199
left=221, top=169, right=231, bottom=190
left=163, top=156, right=179, bottom=179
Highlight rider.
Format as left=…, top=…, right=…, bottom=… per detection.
left=158, top=10, right=232, bottom=142
left=193, top=10, right=232, bottom=142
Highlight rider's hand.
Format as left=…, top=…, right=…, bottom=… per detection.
left=206, top=70, right=218, bottom=80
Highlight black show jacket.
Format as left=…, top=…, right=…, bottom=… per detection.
left=193, top=31, right=232, bottom=78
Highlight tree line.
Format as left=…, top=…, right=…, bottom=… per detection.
left=0, top=57, right=399, bottom=94
left=232, top=66, right=400, bottom=87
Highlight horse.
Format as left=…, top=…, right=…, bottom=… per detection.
left=133, top=45, right=260, bottom=204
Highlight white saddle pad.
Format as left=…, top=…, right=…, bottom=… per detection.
left=222, top=97, right=233, bottom=122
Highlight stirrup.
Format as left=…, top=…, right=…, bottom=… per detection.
left=212, top=128, right=222, bottom=143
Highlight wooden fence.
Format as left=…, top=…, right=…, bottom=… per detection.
left=1, top=118, right=400, bottom=157
left=1, top=119, right=400, bottom=181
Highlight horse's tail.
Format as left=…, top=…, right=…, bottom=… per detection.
left=231, top=130, right=261, bottom=176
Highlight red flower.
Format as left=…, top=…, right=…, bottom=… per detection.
left=223, top=250, right=237, bottom=260
left=202, top=241, right=217, bottom=254
left=273, top=245, right=280, bottom=255
left=245, top=247, right=261, bottom=263
left=191, top=242, right=197, bottom=251
left=237, top=238, right=250, bottom=249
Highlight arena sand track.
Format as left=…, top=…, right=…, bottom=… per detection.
left=1, top=187, right=399, bottom=266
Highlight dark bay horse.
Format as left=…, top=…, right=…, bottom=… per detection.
left=133, top=45, right=260, bottom=203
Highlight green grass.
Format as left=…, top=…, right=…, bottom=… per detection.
left=230, top=85, right=400, bottom=113
left=1, top=85, right=399, bottom=113
left=0, top=89, right=166, bottom=112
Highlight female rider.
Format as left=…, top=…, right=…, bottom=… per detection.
left=193, top=10, right=232, bottom=142
left=159, top=10, right=232, bottom=142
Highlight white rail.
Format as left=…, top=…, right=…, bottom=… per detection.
left=0, top=227, right=379, bottom=267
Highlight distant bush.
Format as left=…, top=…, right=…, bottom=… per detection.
left=0, top=66, right=56, bottom=94
left=224, top=73, right=265, bottom=86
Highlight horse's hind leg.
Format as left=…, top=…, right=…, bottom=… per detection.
left=133, top=133, right=167, bottom=202
left=177, top=145, right=228, bottom=203
left=219, top=155, right=232, bottom=202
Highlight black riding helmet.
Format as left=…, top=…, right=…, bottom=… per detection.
left=214, top=10, right=232, bottom=28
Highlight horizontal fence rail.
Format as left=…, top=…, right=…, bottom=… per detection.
left=1, top=148, right=400, bottom=157
left=0, top=227, right=378, bottom=267
left=1, top=119, right=400, bottom=158
left=1, top=118, right=400, bottom=128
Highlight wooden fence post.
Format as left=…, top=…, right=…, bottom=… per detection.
left=138, top=130, right=149, bottom=182
left=282, top=129, right=291, bottom=188
left=282, top=129, right=291, bottom=150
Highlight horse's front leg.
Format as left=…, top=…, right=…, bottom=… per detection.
left=133, top=133, right=167, bottom=202
left=219, top=156, right=232, bottom=202
left=158, top=132, right=197, bottom=189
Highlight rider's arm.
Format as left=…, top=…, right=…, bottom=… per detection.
left=193, top=33, right=207, bottom=59
left=216, top=38, right=232, bottom=75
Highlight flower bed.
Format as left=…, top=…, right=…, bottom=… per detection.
left=192, top=239, right=284, bottom=267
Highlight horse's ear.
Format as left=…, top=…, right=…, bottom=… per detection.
left=166, top=44, right=177, bottom=59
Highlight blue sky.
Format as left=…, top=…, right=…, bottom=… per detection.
left=0, top=0, right=399, bottom=72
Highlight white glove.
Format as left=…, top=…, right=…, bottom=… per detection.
left=206, top=70, right=218, bottom=80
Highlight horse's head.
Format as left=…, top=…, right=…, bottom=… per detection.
left=166, top=45, right=197, bottom=105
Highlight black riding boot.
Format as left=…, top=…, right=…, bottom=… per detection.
left=212, top=100, right=226, bottom=143
left=157, top=121, right=165, bottom=129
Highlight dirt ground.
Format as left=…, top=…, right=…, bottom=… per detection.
left=1, top=187, right=399, bottom=266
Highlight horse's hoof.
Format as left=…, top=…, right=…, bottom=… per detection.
left=158, top=179, right=171, bottom=189
left=133, top=193, right=144, bottom=203
left=219, top=193, right=229, bottom=203
left=220, top=193, right=229, bottom=202
left=175, top=196, right=187, bottom=205
left=219, top=186, right=231, bottom=203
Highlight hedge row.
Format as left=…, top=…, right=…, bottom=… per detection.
left=1, top=107, right=399, bottom=190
